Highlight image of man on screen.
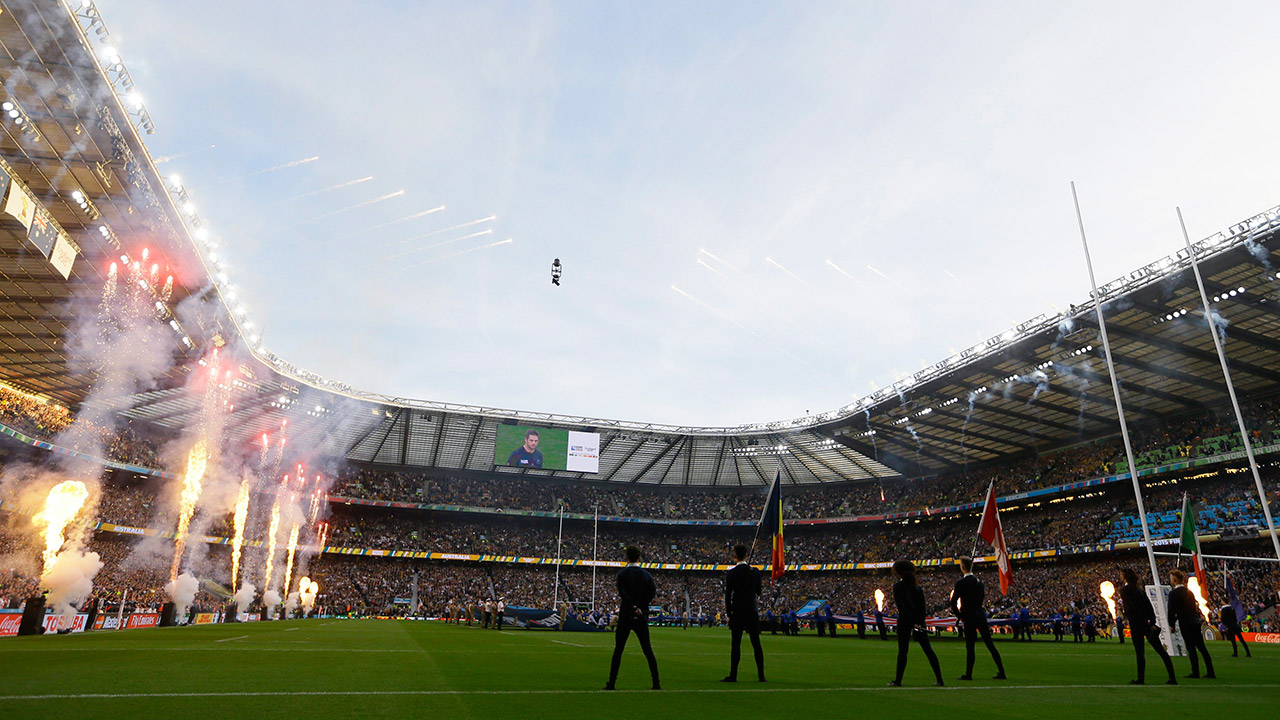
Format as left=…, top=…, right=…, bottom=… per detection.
left=507, top=429, right=544, bottom=468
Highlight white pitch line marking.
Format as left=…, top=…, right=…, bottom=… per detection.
left=550, top=640, right=586, bottom=647
left=1, top=684, right=1277, bottom=700
left=213, top=636, right=248, bottom=643
left=284, top=628, right=299, bottom=632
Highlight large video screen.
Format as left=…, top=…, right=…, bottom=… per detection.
left=494, top=425, right=600, bottom=473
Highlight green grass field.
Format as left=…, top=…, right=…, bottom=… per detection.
left=1, top=621, right=1277, bottom=719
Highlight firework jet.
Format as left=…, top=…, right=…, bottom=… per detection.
left=35, top=481, right=89, bottom=575
left=230, top=477, right=252, bottom=590
left=283, top=523, right=300, bottom=596
left=169, top=440, right=209, bottom=582
left=874, top=588, right=885, bottom=612
left=263, top=500, right=281, bottom=591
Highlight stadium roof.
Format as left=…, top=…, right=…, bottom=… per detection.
left=2, top=2, right=1280, bottom=487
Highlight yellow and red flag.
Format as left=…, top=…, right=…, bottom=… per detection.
left=759, top=470, right=785, bottom=581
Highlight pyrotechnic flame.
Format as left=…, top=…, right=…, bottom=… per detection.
left=263, top=501, right=281, bottom=591
left=283, top=524, right=300, bottom=595
left=230, top=479, right=252, bottom=589
left=1187, top=576, right=1211, bottom=623
left=1100, top=581, right=1117, bottom=619
left=36, top=481, right=90, bottom=576
left=874, top=588, right=885, bottom=612
left=170, top=440, right=209, bottom=582
left=161, top=276, right=173, bottom=303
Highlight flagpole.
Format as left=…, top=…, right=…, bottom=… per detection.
left=971, top=480, right=991, bottom=558
left=1177, top=207, right=1280, bottom=563
left=591, top=504, right=599, bottom=611
left=1072, top=182, right=1162, bottom=586
left=748, top=467, right=780, bottom=566
left=1176, top=492, right=1187, bottom=568
left=552, top=501, right=564, bottom=608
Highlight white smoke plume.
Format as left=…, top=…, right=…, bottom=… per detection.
left=263, top=589, right=281, bottom=619
left=234, top=582, right=256, bottom=614
left=165, top=572, right=200, bottom=620
left=42, top=550, right=102, bottom=624
left=284, top=592, right=300, bottom=618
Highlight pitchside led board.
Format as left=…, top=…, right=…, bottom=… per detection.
left=494, top=425, right=600, bottom=473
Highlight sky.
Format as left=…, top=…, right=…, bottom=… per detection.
left=98, top=0, right=1280, bottom=428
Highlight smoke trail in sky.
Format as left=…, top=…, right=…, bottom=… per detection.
left=153, top=145, right=216, bottom=165
left=697, top=259, right=833, bottom=350
left=895, top=387, right=923, bottom=467
left=825, top=259, right=868, bottom=291
left=671, top=285, right=821, bottom=372
left=698, top=249, right=762, bottom=286
left=376, top=215, right=496, bottom=253
left=863, top=408, right=877, bottom=459
left=1244, top=228, right=1275, bottom=275
left=285, top=190, right=405, bottom=229
left=866, top=265, right=907, bottom=290
left=282, top=176, right=374, bottom=203
left=313, top=205, right=447, bottom=248
left=383, top=229, right=494, bottom=263
left=765, top=257, right=819, bottom=292
left=943, top=269, right=974, bottom=293
left=960, top=390, right=979, bottom=467
left=244, top=156, right=320, bottom=177
left=398, top=238, right=513, bottom=272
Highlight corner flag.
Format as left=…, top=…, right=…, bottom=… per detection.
left=759, top=470, right=785, bottom=582
left=1179, top=493, right=1208, bottom=591
left=977, top=482, right=1012, bottom=595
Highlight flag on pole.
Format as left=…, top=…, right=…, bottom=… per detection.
left=758, top=470, right=785, bottom=582
left=1179, top=493, right=1208, bottom=590
left=976, top=482, right=1012, bottom=595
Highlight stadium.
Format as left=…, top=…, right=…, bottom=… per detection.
left=1, top=2, right=1279, bottom=719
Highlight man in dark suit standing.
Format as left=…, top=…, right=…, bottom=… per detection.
left=722, top=544, right=766, bottom=683
left=1119, top=567, right=1177, bottom=685
left=1219, top=603, right=1250, bottom=657
left=950, top=556, right=1006, bottom=681
left=604, top=546, right=660, bottom=691
left=1167, top=570, right=1215, bottom=679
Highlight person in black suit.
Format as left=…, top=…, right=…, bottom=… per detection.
left=604, top=546, right=660, bottom=691
left=856, top=610, right=866, bottom=639
left=874, top=607, right=887, bottom=640
left=721, top=544, right=766, bottom=683
left=1219, top=604, right=1250, bottom=657
left=888, top=560, right=944, bottom=687
left=1118, top=567, right=1176, bottom=685
left=1167, top=570, right=1215, bottom=679
left=950, top=556, right=1006, bottom=681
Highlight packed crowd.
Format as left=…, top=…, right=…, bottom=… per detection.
left=327, top=397, right=1280, bottom=523
left=0, top=385, right=162, bottom=467
left=312, top=467, right=1278, bottom=566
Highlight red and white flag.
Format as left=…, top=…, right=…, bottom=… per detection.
left=977, top=482, right=1012, bottom=595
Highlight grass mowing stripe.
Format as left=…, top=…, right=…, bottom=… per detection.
left=3, top=683, right=1279, bottom=700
